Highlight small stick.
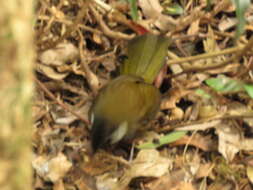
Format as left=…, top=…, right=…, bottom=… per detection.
left=35, top=77, right=90, bottom=127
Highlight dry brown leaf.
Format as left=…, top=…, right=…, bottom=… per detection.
left=37, top=43, right=78, bottom=80
left=47, top=153, right=72, bottom=181
left=102, top=58, right=116, bottom=72
left=240, top=138, right=253, bottom=151
left=169, top=64, right=183, bottom=74
left=139, top=0, right=176, bottom=31
left=96, top=174, right=118, bottom=190
left=39, top=43, right=78, bottom=66
left=171, top=133, right=215, bottom=151
left=75, top=178, right=94, bottom=190
left=72, top=60, right=100, bottom=92
left=216, top=123, right=241, bottom=162
left=145, top=169, right=185, bottom=190
left=37, top=64, right=69, bottom=80
left=247, top=165, right=253, bottom=184
left=34, top=175, right=44, bottom=190
left=161, top=88, right=191, bottom=109
left=207, top=182, right=234, bottom=190
left=53, top=102, right=92, bottom=125
left=92, top=33, right=103, bottom=44
left=213, top=0, right=235, bottom=15
left=170, top=107, right=184, bottom=120
left=33, top=1, right=253, bottom=189
left=32, top=102, right=48, bottom=121
left=195, top=163, right=214, bottom=179
left=187, top=19, right=200, bottom=38
left=198, top=105, right=219, bottom=119
left=86, top=69, right=100, bottom=91
left=32, top=153, right=72, bottom=182
left=53, top=180, right=65, bottom=190
left=226, top=102, right=253, bottom=127
left=203, top=25, right=224, bottom=67
left=171, top=182, right=196, bottom=190
left=176, top=120, right=222, bottom=131
left=204, top=26, right=220, bottom=53
left=51, top=6, right=65, bottom=19
left=83, top=152, right=120, bottom=176
left=218, top=17, right=237, bottom=31
left=215, top=118, right=253, bottom=161
left=112, top=149, right=171, bottom=190
left=130, top=149, right=171, bottom=177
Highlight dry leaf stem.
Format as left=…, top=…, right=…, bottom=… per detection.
left=89, top=3, right=133, bottom=40
left=169, top=36, right=253, bottom=78
left=35, top=77, right=90, bottom=126
left=161, top=114, right=253, bottom=132
left=168, top=46, right=243, bottom=65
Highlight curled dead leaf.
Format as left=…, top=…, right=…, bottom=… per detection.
left=161, top=88, right=191, bottom=110
left=187, top=19, right=200, bottom=39
left=216, top=123, right=241, bottom=162
left=199, top=105, right=218, bottom=119
left=37, top=64, right=68, bottom=80
left=32, top=153, right=72, bottom=182
left=139, top=0, right=176, bottom=31
left=171, top=133, right=215, bottom=152
left=112, top=149, right=171, bottom=190
left=39, top=43, right=78, bottom=66
left=37, top=43, right=78, bottom=80
left=247, top=166, right=253, bottom=184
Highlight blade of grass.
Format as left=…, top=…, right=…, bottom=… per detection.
left=128, top=0, right=138, bottom=21
left=137, top=131, right=187, bottom=149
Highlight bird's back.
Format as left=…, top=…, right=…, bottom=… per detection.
left=92, top=75, right=160, bottom=127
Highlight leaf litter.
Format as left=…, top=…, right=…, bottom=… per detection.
left=33, top=0, right=253, bottom=190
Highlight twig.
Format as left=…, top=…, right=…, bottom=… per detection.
left=160, top=114, right=253, bottom=132
left=88, top=49, right=116, bottom=62
left=236, top=35, right=253, bottom=58
left=167, top=46, right=242, bottom=65
left=77, top=29, right=100, bottom=95
left=168, top=36, right=253, bottom=78
left=35, top=77, right=90, bottom=126
left=105, top=152, right=131, bottom=167
left=93, top=0, right=147, bottom=35
left=37, top=15, right=102, bottom=35
left=93, top=0, right=112, bottom=11
left=37, top=1, right=90, bottom=51
left=89, top=4, right=134, bottom=40
left=236, top=56, right=253, bottom=78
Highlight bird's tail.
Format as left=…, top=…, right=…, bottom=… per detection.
left=121, top=34, right=170, bottom=84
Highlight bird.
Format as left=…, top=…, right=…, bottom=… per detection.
left=90, top=34, right=170, bottom=151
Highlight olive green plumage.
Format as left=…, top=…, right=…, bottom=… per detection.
left=90, top=34, right=170, bottom=151
left=121, top=34, right=170, bottom=84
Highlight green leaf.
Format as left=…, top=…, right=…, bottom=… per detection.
left=243, top=84, right=253, bottom=98
left=128, top=0, right=138, bottom=21
left=195, top=89, right=211, bottom=99
left=205, top=75, right=244, bottom=92
left=232, top=0, right=250, bottom=39
left=136, top=131, right=187, bottom=149
left=164, top=3, right=184, bottom=15
left=206, top=0, right=212, bottom=11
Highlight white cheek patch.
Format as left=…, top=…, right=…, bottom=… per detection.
left=110, top=121, right=128, bottom=144
left=89, top=112, right=94, bottom=129
left=91, top=113, right=94, bottom=123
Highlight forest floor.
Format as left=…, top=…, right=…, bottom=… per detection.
left=33, top=1, right=253, bottom=190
